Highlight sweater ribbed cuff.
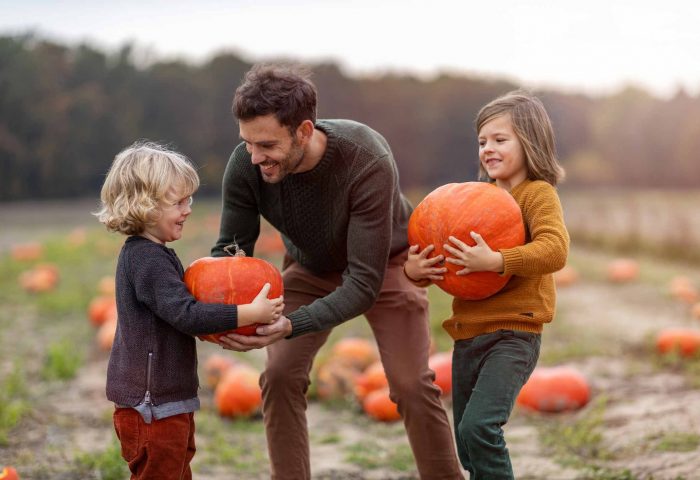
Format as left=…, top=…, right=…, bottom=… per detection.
left=499, top=248, right=523, bottom=276
left=286, top=309, right=316, bottom=338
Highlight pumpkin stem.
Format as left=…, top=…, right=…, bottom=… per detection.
left=223, top=243, right=247, bottom=257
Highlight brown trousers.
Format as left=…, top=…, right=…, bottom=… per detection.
left=261, top=251, right=463, bottom=479
left=113, top=408, right=195, bottom=480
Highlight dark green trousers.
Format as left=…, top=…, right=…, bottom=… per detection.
left=452, top=329, right=541, bottom=480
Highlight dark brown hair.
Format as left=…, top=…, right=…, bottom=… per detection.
left=233, top=63, right=317, bottom=133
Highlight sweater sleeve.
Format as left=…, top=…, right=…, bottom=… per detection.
left=286, top=156, right=394, bottom=337
left=211, top=146, right=261, bottom=258
left=500, top=183, right=569, bottom=277
left=129, top=246, right=240, bottom=335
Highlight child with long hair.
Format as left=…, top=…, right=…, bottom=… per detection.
left=404, top=91, right=569, bottom=479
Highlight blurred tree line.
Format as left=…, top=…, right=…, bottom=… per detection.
left=2, top=34, right=700, bottom=201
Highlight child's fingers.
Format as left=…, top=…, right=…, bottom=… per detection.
left=423, top=254, right=445, bottom=266
left=270, top=295, right=284, bottom=305
left=256, top=283, right=272, bottom=298
left=448, top=236, right=468, bottom=249
left=408, top=244, right=420, bottom=254
left=419, top=244, right=436, bottom=257
left=443, top=244, right=463, bottom=257
left=444, top=257, right=464, bottom=266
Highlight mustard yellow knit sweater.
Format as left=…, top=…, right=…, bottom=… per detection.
left=442, top=179, right=569, bottom=340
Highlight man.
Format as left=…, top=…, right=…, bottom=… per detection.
left=212, top=63, right=462, bottom=480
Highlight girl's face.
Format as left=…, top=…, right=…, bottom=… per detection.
left=478, top=113, right=528, bottom=191
left=142, top=190, right=193, bottom=245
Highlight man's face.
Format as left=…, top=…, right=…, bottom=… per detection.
left=239, top=114, right=305, bottom=184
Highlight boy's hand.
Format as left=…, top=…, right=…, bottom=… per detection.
left=219, top=316, right=292, bottom=352
left=237, top=283, right=285, bottom=327
left=443, top=232, right=504, bottom=275
left=404, top=244, right=447, bottom=282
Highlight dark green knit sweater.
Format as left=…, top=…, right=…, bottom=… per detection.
left=212, top=119, right=412, bottom=337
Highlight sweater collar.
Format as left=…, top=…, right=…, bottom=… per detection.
left=509, top=179, right=532, bottom=197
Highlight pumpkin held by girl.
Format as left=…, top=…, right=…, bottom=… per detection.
left=408, top=182, right=525, bottom=300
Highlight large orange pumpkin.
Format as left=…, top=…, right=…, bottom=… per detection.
left=354, top=361, right=389, bottom=401
left=516, top=366, right=590, bottom=413
left=0, top=466, right=19, bottom=480
left=407, top=182, right=525, bottom=300
left=184, top=245, right=283, bottom=342
left=655, top=328, right=700, bottom=357
left=214, top=364, right=262, bottom=418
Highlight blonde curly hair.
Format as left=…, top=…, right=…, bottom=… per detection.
left=95, top=141, right=199, bottom=235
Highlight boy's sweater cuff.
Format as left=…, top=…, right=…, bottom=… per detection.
left=286, top=309, right=316, bottom=338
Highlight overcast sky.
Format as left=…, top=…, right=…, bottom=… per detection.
left=2, top=0, right=699, bottom=97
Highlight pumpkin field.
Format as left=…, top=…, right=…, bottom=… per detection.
left=1, top=190, right=700, bottom=480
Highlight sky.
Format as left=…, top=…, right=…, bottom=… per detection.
left=2, top=0, right=699, bottom=98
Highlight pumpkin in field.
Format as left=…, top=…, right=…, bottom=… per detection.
left=606, top=258, right=639, bottom=283
left=314, top=358, right=361, bottom=401
left=203, top=354, right=237, bottom=390
left=554, top=265, right=579, bottom=287
left=668, top=276, right=698, bottom=304
left=184, top=244, right=283, bottom=342
left=10, top=242, right=43, bottom=261
left=516, top=366, right=590, bottom=413
left=87, top=295, right=117, bottom=327
left=429, top=351, right=453, bottom=396
left=214, top=364, right=262, bottom=418
left=18, top=263, right=59, bottom=293
left=354, top=361, right=389, bottom=401
left=655, top=329, right=700, bottom=357
left=407, top=182, right=525, bottom=300
left=331, top=337, right=379, bottom=370
left=0, top=466, right=19, bottom=480
left=691, top=303, right=700, bottom=321
left=97, top=317, right=118, bottom=351
left=363, top=388, right=401, bottom=422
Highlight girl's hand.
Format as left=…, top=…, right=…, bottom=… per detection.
left=443, top=232, right=504, bottom=275
left=404, top=244, right=447, bottom=282
left=237, top=283, right=285, bottom=326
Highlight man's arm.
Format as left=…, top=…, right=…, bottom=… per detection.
left=212, top=146, right=261, bottom=257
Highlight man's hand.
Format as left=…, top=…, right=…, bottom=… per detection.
left=217, top=315, right=293, bottom=352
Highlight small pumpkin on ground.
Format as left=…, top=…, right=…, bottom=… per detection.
left=554, top=265, right=579, bottom=287
left=0, top=466, right=19, bottom=480
left=331, top=337, right=379, bottom=371
left=354, top=361, right=389, bottom=401
left=87, top=295, right=117, bottom=327
left=363, top=387, right=401, bottom=422
left=203, top=354, right=237, bottom=390
left=656, top=328, right=700, bottom=357
left=606, top=258, right=639, bottom=283
left=516, top=366, right=590, bottom=413
left=428, top=351, right=453, bottom=397
left=214, top=364, right=262, bottom=418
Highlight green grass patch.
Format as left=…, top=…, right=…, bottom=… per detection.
left=74, top=440, right=128, bottom=480
left=0, top=362, right=30, bottom=446
left=41, top=339, right=83, bottom=380
left=537, top=396, right=612, bottom=468
left=652, top=431, right=700, bottom=453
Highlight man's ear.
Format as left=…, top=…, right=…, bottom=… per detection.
left=295, top=120, right=315, bottom=144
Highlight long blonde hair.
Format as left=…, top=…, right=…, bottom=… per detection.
left=95, top=141, right=199, bottom=235
left=476, top=90, right=565, bottom=186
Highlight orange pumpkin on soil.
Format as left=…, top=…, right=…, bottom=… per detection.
left=203, top=354, right=237, bottom=390
left=10, top=242, right=43, bottom=261
left=184, top=245, right=283, bottom=342
left=606, top=258, right=639, bottom=283
left=363, top=388, right=401, bottom=422
left=656, top=328, right=700, bottom=357
left=668, top=276, right=698, bottom=304
left=516, top=366, right=590, bottom=413
left=214, top=364, right=262, bottom=418
left=408, top=182, right=525, bottom=300
left=553, top=265, right=579, bottom=287
left=428, top=351, right=453, bottom=396
left=97, top=317, right=118, bottom=352
left=87, top=295, right=117, bottom=327
left=0, top=466, right=19, bottom=480
left=354, top=361, right=389, bottom=401
left=19, top=263, right=59, bottom=293
left=315, top=358, right=361, bottom=401
left=331, top=337, right=379, bottom=370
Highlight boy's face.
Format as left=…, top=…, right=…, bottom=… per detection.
left=239, top=114, right=306, bottom=184
left=478, top=113, right=527, bottom=190
left=142, top=191, right=192, bottom=245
